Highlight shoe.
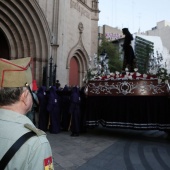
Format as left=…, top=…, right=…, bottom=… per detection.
left=70, top=133, right=75, bottom=136
left=74, top=133, right=79, bottom=136
left=70, top=133, right=79, bottom=137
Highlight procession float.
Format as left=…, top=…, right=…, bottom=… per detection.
left=84, top=52, right=170, bottom=131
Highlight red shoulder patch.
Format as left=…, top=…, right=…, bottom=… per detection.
left=44, top=156, right=53, bottom=170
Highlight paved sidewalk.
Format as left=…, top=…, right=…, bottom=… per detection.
left=47, top=126, right=170, bottom=170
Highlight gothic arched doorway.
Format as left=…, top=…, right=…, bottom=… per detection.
left=69, top=57, right=79, bottom=86
left=0, top=29, right=10, bottom=59
left=0, top=0, right=51, bottom=86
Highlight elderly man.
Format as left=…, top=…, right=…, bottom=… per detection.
left=0, top=57, right=53, bottom=170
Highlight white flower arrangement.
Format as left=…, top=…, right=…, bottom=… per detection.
left=156, top=67, right=170, bottom=84
left=83, top=66, right=170, bottom=85
left=83, top=68, right=98, bottom=83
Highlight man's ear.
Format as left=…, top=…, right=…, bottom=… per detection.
left=20, top=90, right=29, bottom=105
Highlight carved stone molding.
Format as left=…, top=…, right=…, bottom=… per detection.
left=78, top=22, right=84, bottom=33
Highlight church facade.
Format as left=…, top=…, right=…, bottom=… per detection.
left=0, top=0, right=99, bottom=87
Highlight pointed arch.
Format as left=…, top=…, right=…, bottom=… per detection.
left=67, top=35, right=90, bottom=87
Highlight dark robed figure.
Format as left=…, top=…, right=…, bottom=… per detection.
left=122, top=28, right=136, bottom=72
left=37, top=86, right=49, bottom=131
left=80, top=86, right=87, bottom=133
left=60, top=85, right=71, bottom=131
left=47, top=86, right=61, bottom=134
left=69, top=86, right=81, bottom=136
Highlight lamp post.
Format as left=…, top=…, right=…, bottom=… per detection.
left=53, top=64, right=57, bottom=85
left=49, top=56, right=53, bottom=86
left=42, top=65, right=47, bottom=86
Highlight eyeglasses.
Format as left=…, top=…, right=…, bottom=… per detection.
left=25, top=82, right=34, bottom=99
left=25, top=83, right=38, bottom=107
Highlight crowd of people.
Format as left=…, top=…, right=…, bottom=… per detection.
left=28, top=82, right=87, bottom=137
left=0, top=57, right=86, bottom=169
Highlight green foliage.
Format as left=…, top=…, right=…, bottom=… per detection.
left=98, top=38, right=122, bottom=72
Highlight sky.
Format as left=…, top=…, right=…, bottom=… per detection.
left=98, top=0, right=170, bottom=34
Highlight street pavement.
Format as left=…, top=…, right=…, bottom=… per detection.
left=47, top=126, right=170, bottom=170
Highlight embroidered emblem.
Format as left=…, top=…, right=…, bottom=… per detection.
left=44, top=156, right=53, bottom=170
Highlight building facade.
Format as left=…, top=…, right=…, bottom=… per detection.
left=144, top=20, right=170, bottom=72
left=98, top=23, right=170, bottom=73
left=0, top=0, right=99, bottom=87
left=98, top=25, right=123, bottom=44
left=145, top=20, right=170, bottom=52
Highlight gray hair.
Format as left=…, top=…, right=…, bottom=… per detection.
left=0, top=87, right=26, bottom=106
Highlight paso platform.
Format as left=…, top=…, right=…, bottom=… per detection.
left=85, top=79, right=170, bottom=130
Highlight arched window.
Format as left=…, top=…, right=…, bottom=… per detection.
left=92, top=0, right=98, bottom=9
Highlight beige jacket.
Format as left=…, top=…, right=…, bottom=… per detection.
left=0, top=109, right=53, bottom=170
